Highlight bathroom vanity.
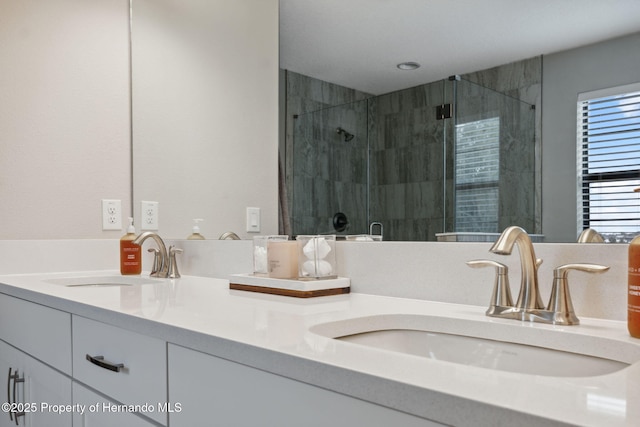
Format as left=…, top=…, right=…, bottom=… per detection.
left=0, top=270, right=638, bottom=427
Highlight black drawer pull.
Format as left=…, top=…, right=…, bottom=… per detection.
left=86, top=354, right=125, bottom=373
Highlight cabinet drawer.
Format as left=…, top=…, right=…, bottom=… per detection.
left=0, top=293, right=71, bottom=374
left=72, top=316, right=166, bottom=425
left=168, top=344, right=439, bottom=427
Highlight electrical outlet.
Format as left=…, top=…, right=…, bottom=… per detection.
left=102, top=199, right=122, bottom=230
left=141, top=201, right=159, bottom=230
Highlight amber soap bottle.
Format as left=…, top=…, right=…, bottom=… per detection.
left=120, top=217, right=141, bottom=275
left=629, top=188, right=640, bottom=338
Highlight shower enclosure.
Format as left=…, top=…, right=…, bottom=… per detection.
left=291, top=99, right=370, bottom=236
left=290, top=77, right=537, bottom=241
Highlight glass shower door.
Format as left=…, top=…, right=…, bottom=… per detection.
left=291, top=99, right=369, bottom=236
left=451, top=79, right=537, bottom=234
left=368, top=80, right=448, bottom=241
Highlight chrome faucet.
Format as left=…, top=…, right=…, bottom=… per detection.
left=133, top=232, right=180, bottom=278
left=469, top=226, right=610, bottom=325
left=489, top=226, right=544, bottom=311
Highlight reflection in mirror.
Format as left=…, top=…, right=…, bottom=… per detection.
left=4, top=2, right=640, bottom=241
left=128, top=1, right=638, bottom=243
left=280, top=2, right=640, bottom=243
left=577, top=229, right=605, bottom=244
left=131, top=0, right=279, bottom=240
left=285, top=60, right=540, bottom=241
left=291, top=98, right=370, bottom=237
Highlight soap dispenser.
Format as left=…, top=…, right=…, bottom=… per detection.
left=187, top=219, right=205, bottom=240
left=629, top=187, right=640, bottom=337
left=120, top=217, right=141, bottom=275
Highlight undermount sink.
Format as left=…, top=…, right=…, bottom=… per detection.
left=309, top=314, right=638, bottom=377
left=338, top=329, right=626, bottom=377
left=45, top=275, right=162, bottom=287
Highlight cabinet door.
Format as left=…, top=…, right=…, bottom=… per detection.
left=168, top=344, right=442, bottom=427
left=0, top=341, right=16, bottom=427
left=0, top=340, right=71, bottom=427
left=72, top=382, right=157, bottom=427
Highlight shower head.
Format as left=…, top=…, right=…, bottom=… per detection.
left=336, top=127, right=355, bottom=142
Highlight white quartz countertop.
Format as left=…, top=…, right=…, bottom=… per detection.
left=0, top=270, right=639, bottom=426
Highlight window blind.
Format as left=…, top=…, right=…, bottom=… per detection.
left=455, top=117, right=500, bottom=232
left=579, top=89, right=640, bottom=242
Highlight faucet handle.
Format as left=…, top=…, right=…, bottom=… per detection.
left=148, top=248, right=162, bottom=276
left=467, top=259, right=513, bottom=314
left=167, top=246, right=183, bottom=279
left=546, top=263, right=610, bottom=325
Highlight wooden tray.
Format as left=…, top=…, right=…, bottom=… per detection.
left=229, top=274, right=350, bottom=298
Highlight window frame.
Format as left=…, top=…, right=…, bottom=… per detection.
left=578, top=82, right=640, bottom=242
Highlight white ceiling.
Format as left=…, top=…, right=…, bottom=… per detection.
left=280, top=0, right=640, bottom=95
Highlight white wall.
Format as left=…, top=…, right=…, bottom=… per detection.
left=542, top=32, right=640, bottom=242
left=131, top=0, right=280, bottom=240
left=0, top=0, right=131, bottom=239
left=0, top=0, right=279, bottom=240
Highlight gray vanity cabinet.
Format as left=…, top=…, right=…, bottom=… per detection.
left=0, top=294, right=72, bottom=427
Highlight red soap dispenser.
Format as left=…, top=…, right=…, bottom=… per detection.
left=120, top=217, right=141, bottom=275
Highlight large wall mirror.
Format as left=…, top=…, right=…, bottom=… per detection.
left=278, top=1, right=640, bottom=242
left=2, top=1, right=638, bottom=242
left=131, top=0, right=640, bottom=243
left=131, top=0, right=279, bottom=240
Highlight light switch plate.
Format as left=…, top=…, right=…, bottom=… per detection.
left=246, top=207, right=260, bottom=232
